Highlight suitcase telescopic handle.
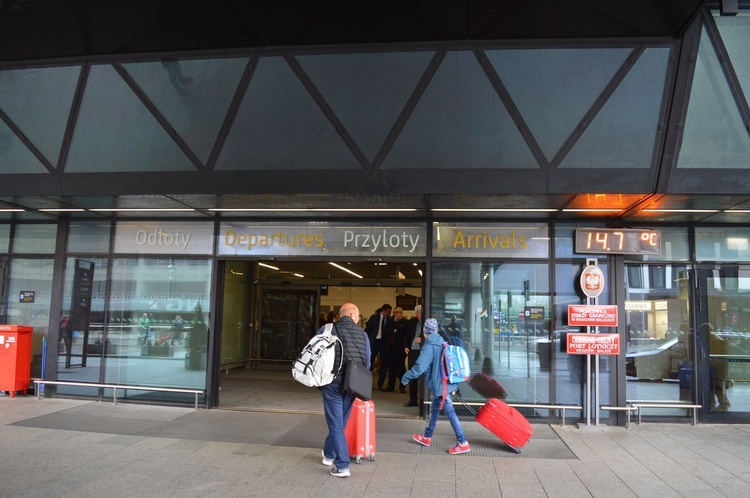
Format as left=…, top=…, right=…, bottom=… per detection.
left=452, top=392, right=478, bottom=416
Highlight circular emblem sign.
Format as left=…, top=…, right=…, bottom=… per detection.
left=580, top=265, right=605, bottom=299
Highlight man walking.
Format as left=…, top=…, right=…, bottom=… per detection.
left=320, top=303, right=370, bottom=478
left=402, top=318, right=471, bottom=454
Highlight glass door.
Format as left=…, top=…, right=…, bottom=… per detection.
left=624, top=264, right=693, bottom=413
left=257, top=286, right=318, bottom=363
left=695, top=266, right=750, bottom=420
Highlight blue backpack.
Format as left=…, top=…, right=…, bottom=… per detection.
left=440, top=343, right=471, bottom=407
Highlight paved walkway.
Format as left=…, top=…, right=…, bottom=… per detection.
left=1, top=396, right=750, bottom=497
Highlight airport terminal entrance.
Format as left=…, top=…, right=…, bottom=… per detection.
left=214, top=260, right=423, bottom=412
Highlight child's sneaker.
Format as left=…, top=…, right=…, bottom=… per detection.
left=448, top=441, right=471, bottom=454
left=412, top=433, right=432, bottom=447
left=330, top=466, right=350, bottom=478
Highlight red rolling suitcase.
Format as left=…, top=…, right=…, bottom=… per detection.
left=345, top=398, right=376, bottom=463
left=468, top=373, right=508, bottom=399
left=455, top=395, right=532, bottom=454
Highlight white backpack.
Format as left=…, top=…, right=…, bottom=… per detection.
left=292, top=323, right=343, bottom=387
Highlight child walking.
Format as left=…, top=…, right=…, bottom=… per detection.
left=401, top=317, right=470, bottom=454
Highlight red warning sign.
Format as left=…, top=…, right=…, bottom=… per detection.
left=567, top=333, right=620, bottom=355
left=567, top=304, right=618, bottom=327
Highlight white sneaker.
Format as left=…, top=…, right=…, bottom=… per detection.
left=321, top=450, right=334, bottom=466
left=330, top=466, right=350, bottom=478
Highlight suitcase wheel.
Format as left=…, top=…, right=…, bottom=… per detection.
left=369, top=454, right=376, bottom=462
left=355, top=456, right=362, bottom=464
left=511, top=446, right=522, bottom=454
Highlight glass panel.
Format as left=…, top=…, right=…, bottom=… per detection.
left=122, top=57, right=248, bottom=163
left=714, top=13, right=750, bottom=119
left=703, top=268, right=750, bottom=413
left=554, top=262, right=611, bottom=411
left=431, top=261, right=552, bottom=410
left=0, top=66, right=80, bottom=165
left=258, top=287, right=317, bottom=361
left=625, top=264, right=692, bottom=413
left=65, top=64, right=196, bottom=173
left=7, top=258, right=55, bottom=380
left=0, top=115, right=49, bottom=174
left=696, top=226, right=750, bottom=261
left=382, top=50, right=539, bottom=170
left=625, top=226, right=690, bottom=262
left=220, top=261, right=252, bottom=369
left=297, top=51, right=434, bottom=162
left=678, top=28, right=750, bottom=168
left=215, top=57, right=361, bottom=171
left=12, top=224, right=57, bottom=254
left=67, top=221, right=111, bottom=253
left=0, top=224, right=9, bottom=253
left=56, top=257, right=108, bottom=375
left=103, top=258, right=212, bottom=402
left=560, top=48, right=670, bottom=169
left=487, top=48, right=630, bottom=161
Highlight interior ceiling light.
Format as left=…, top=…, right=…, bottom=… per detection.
left=208, top=208, right=417, bottom=212
left=293, top=273, right=305, bottom=278
left=431, top=208, right=557, bottom=212
left=329, top=262, right=363, bottom=279
left=88, top=208, right=195, bottom=212
left=640, top=209, right=719, bottom=213
left=0, top=209, right=25, bottom=212
left=724, top=210, right=750, bottom=213
left=38, top=208, right=86, bottom=212
left=258, top=262, right=279, bottom=270
left=562, top=208, right=622, bottom=212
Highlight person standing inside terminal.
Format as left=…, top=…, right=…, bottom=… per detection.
left=138, top=312, right=151, bottom=345
left=403, top=305, right=424, bottom=407
left=386, top=307, right=409, bottom=392
left=320, top=303, right=370, bottom=478
left=365, top=303, right=392, bottom=389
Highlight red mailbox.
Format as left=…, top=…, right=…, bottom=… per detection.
left=0, top=325, right=33, bottom=398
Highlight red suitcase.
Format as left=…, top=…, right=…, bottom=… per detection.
left=345, top=398, right=376, bottom=463
left=475, top=398, right=533, bottom=453
left=469, top=373, right=508, bottom=399
left=455, top=394, right=532, bottom=454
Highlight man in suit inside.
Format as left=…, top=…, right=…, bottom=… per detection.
left=403, top=305, right=424, bottom=407
left=365, top=303, right=392, bottom=390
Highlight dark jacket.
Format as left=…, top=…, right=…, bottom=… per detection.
left=390, top=317, right=409, bottom=355
left=365, top=312, right=392, bottom=344
left=318, top=316, right=369, bottom=384
left=405, top=317, right=425, bottom=351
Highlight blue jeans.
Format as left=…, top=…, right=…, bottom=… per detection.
left=322, top=383, right=355, bottom=469
left=423, top=395, right=466, bottom=444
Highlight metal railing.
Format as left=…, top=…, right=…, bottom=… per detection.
left=219, top=358, right=252, bottom=375
left=33, top=379, right=203, bottom=410
left=446, top=398, right=582, bottom=427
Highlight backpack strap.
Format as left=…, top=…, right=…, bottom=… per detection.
left=440, top=343, right=448, bottom=410
left=330, top=322, right=344, bottom=375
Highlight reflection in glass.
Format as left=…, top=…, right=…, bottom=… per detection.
left=67, top=222, right=111, bottom=253
left=625, top=264, right=692, bottom=415
left=99, top=258, right=212, bottom=403
left=12, top=224, right=57, bottom=254
left=702, top=268, right=750, bottom=414
left=0, top=224, right=9, bottom=253
left=7, top=258, right=55, bottom=379
left=432, top=262, right=552, bottom=409
left=696, top=226, right=750, bottom=262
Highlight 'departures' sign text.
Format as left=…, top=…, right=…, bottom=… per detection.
left=218, top=222, right=427, bottom=257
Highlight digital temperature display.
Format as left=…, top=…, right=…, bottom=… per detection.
left=574, top=228, right=661, bottom=255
